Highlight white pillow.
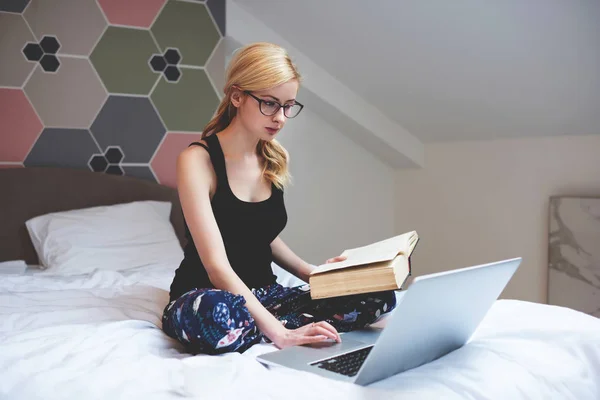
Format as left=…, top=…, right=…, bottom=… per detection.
left=0, top=260, right=28, bottom=275
left=25, top=200, right=184, bottom=275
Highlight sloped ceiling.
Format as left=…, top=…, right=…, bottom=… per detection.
left=234, top=0, right=600, bottom=142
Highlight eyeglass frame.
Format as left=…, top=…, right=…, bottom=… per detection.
left=243, top=90, right=304, bottom=118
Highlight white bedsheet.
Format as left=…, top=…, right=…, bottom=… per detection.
left=1, top=265, right=599, bottom=400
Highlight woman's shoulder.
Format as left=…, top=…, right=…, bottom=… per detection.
left=181, top=137, right=212, bottom=156
left=178, top=140, right=214, bottom=178
left=187, top=138, right=210, bottom=152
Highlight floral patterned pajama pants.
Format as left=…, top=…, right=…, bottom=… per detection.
left=161, top=282, right=397, bottom=355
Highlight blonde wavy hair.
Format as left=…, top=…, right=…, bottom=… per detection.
left=201, top=42, right=301, bottom=190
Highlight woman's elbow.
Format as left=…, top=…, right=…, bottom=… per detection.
left=204, top=262, right=234, bottom=288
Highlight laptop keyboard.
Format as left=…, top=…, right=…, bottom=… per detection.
left=310, top=346, right=373, bottom=377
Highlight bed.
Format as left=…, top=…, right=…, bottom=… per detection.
left=1, top=167, right=599, bottom=400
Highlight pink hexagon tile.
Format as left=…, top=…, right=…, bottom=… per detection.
left=0, top=88, right=43, bottom=163
left=151, top=132, right=202, bottom=188
left=97, top=0, right=166, bottom=28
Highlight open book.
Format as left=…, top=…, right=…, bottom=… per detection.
left=308, top=231, right=419, bottom=299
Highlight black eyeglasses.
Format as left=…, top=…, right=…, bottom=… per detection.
left=244, top=91, right=304, bottom=118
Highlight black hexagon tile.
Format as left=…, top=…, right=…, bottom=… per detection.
left=105, top=165, right=124, bottom=176
left=149, top=48, right=184, bottom=82
left=22, top=36, right=62, bottom=72
left=23, top=42, right=43, bottom=62
left=164, top=48, right=181, bottom=65
left=104, top=146, right=124, bottom=164
left=40, top=54, right=60, bottom=72
left=89, top=154, right=109, bottom=172
left=40, top=36, right=60, bottom=54
left=149, top=54, right=167, bottom=72
left=164, top=66, right=181, bottom=82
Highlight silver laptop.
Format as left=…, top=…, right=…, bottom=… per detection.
left=257, top=257, right=522, bottom=386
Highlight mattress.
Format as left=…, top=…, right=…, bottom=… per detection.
left=1, top=263, right=599, bottom=400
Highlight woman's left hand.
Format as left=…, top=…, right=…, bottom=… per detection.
left=324, top=255, right=347, bottom=264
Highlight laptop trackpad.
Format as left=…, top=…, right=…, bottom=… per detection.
left=299, top=327, right=380, bottom=351
left=297, top=337, right=370, bottom=359
left=301, top=340, right=341, bottom=350
left=257, top=337, right=371, bottom=369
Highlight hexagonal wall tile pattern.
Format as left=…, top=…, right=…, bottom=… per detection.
left=206, top=0, right=225, bottom=36
left=0, top=88, right=42, bottom=162
left=0, top=13, right=37, bottom=87
left=1, top=0, right=225, bottom=181
left=23, top=0, right=107, bottom=56
left=24, top=57, right=107, bottom=128
left=24, top=128, right=100, bottom=169
left=86, top=145, right=155, bottom=182
left=91, top=96, right=166, bottom=163
left=122, top=166, right=157, bottom=182
left=151, top=1, right=220, bottom=66
left=22, top=35, right=63, bottom=73
left=205, top=38, right=226, bottom=99
left=91, top=27, right=160, bottom=95
left=97, top=0, right=166, bottom=28
left=151, top=68, right=219, bottom=132
left=0, top=0, right=31, bottom=13
left=151, top=132, right=202, bottom=187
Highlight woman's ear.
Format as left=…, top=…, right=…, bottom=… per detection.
left=230, top=86, right=244, bottom=108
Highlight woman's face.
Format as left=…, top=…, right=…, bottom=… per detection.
left=234, top=79, right=300, bottom=141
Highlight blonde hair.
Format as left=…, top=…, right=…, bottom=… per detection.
left=201, top=42, right=301, bottom=190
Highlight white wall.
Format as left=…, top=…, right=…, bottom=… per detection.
left=394, top=135, right=600, bottom=304
left=276, top=108, right=395, bottom=266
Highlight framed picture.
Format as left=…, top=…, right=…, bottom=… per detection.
left=548, top=197, right=600, bottom=317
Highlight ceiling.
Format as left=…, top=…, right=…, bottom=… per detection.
left=233, top=0, right=600, bottom=142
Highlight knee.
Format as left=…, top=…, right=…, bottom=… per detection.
left=163, top=289, right=260, bottom=355
left=380, top=290, right=398, bottom=313
left=363, top=290, right=397, bottom=321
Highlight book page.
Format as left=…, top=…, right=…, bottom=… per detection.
left=311, top=231, right=416, bottom=275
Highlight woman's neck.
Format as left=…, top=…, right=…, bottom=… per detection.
left=216, top=119, right=259, bottom=159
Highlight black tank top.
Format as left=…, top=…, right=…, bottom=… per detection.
left=168, top=133, right=287, bottom=301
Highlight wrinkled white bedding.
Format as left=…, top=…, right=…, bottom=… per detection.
left=1, top=265, right=599, bottom=400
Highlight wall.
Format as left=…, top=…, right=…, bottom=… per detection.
left=0, top=1, right=394, bottom=267
left=277, top=107, right=395, bottom=266
left=394, top=135, right=600, bottom=304
left=0, top=0, right=226, bottom=186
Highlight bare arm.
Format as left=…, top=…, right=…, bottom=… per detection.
left=270, top=236, right=315, bottom=283
left=176, top=146, right=340, bottom=347
left=271, top=237, right=349, bottom=283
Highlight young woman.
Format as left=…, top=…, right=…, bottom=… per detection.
left=162, top=42, right=397, bottom=355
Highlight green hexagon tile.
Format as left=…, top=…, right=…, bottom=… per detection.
left=0, top=0, right=226, bottom=187
left=151, top=1, right=220, bottom=67
left=90, top=27, right=160, bottom=95
left=151, top=68, right=220, bottom=132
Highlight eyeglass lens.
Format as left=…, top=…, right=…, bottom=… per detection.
left=261, top=102, right=302, bottom=118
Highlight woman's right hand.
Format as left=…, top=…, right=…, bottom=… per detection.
left=272, top=321, right=342, bottom=349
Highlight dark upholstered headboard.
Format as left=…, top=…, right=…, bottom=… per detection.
left=0, top=167, right=187, bottom=264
